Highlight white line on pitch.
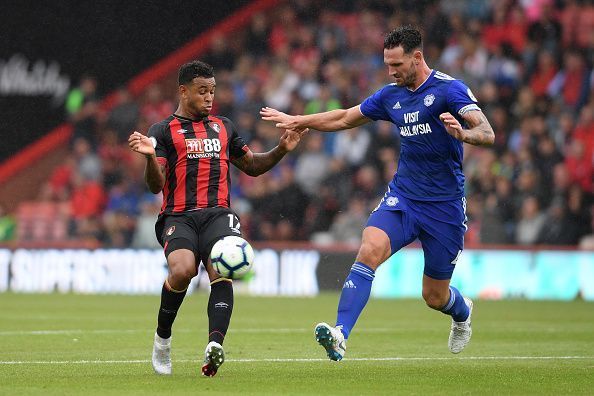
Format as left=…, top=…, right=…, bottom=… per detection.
left=0, top=328, right=400, bottom=336
left=1, top=356, right=593, bottom=365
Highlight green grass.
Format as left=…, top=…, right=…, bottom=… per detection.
left=0, top=293, right=593, bottom=395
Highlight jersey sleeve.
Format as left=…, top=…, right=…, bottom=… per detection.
left=147, top=123, right=168, bottom=166
left=360, top=86, right=390, bottom=121
left=226, top=119, right=249, bottom=159
left=447, top=80, right=481, bottom=116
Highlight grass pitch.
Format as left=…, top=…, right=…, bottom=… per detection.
left=0, top=292, right=593, bottom=395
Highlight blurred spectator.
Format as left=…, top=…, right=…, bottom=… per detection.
left=480, top=192, right=510, bottom=244
left=329, top=194, right=367, bottom=243
left=294, top=134, right=331, bottom=195
left=131, top=193, right=162, bottom=249
left=66, top=75, right=99, bottom=144
left=141, top=84, right=174, bottom=125
left=333, top=126, right=371, bottom=168
left=536, top=198, right=579, bottom=245
left=72, top=137, right=102, bottom=182
left=529, top=49, right=558, bottom=98
left=266, top=163, right=310, bottom=238
left=547, top=49, right=590, bottom=111
left=515, top=195, right=546, bottom=245
left=107, top=87, right=140, bottom=142
left=0, top=204, right=16, bottom=242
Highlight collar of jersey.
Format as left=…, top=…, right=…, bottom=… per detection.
left=406, top=69, right=434, bottom=93
left=173, top=113, right=211, bottom=123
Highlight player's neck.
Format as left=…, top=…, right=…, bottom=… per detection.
left=411, top=64, right=433, bottom=91
left=174, top=105, right=207, bottom=121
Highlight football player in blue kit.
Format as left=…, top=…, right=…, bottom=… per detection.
left=261, top=25, right=494, bottom=360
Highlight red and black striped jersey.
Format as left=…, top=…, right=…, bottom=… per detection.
left=148, top=114, right=249, bottom=214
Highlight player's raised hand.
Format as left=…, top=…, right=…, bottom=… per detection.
left=439, top=112, right=465, bottom=142
left=279, top=128, right=309, bottom=152
left=128, top=131, right=155, bottom=157
left=260, top=107, right=303, bottom=130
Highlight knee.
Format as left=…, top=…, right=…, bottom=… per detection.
left=168, top=262, right=196, bottom=284
left=357, top=240, right=390, bottom=270
left=422, top=289, right=448, bottom=310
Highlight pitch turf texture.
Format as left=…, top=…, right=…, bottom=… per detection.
left=1, top=293, right=592, bottom=395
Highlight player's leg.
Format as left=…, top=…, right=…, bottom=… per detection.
left=316, top=208, right=416, bottom=361
left=200, top=262, right=231, bottom=377
left=153, top=217, right=199, bottom=375
left=198, top=209, right=241, bottom=376
left=417, top=198, right=472, bottom=353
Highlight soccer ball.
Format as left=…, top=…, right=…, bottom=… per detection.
left=210, top=236, right=255, bottom=279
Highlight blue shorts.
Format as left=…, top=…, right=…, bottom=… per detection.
left=367, top=192, right=467, bottom=280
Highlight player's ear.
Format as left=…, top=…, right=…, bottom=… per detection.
left=413, top=50, right=422, bottom=65
left=179, top=84, right=187, bottom=99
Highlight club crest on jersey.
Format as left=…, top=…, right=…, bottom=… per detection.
left=424, top=94, right=435, bottom=107
left=386, top=196, right=399, bottom=206
left=211, top=123, right=220, bottom=133
left=166, top=226, right=175, bottom=236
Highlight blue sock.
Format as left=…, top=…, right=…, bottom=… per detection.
left=335, top=262, right=375, bottom=339
left=440, top=286, right=470, bottom=322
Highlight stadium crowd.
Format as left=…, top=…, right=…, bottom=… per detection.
left=8, top=0, right=594, bottom=248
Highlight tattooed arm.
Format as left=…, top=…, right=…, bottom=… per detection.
left=439, top=110, right=495, bottom=146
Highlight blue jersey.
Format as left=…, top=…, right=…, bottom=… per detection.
left=360, top=70, right=480, bottom=201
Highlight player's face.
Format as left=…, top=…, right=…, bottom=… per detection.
left=384, top=46, right=418, bottom=88
left=180, top=77, right=216, bottom=118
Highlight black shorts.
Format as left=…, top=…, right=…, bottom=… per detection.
left=155, top=207, right=242, bottom=265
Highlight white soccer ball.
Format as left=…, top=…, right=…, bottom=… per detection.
left=210, top=236, right=254, bottom=279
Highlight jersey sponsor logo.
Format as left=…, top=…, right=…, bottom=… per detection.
left=185, top=138, right=222, bottom=159
left=393, top=101, right=401, bottom=109
left=399, top=123, right=433, bottom=136
left=424, top=94, right=435, bottom=107
left=402, top=111, right=433, bottom=136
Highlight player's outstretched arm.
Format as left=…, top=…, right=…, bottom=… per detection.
left=439, top=111, right=495, bottom=146
left=128, top=131, right=165, bottom=193
left=260, top=105, right=369, bottom=132
left=231, top=128, right=308, bottom=177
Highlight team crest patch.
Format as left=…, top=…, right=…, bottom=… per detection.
left=424, top=94, right=435, bottom=107
left=386, top=196, right=399, bottom=206
left=211, top=123, right=220, bottom=133
left=166, top=226, right=176, bottom=236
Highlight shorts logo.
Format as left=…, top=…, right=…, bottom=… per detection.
left=386, top=196, right=399, bottom=206
left=451, top=250, right=462, bottom=265
left=166, top=226, right=176, bottom=236
left=424, top=94, right=435, bottom=107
